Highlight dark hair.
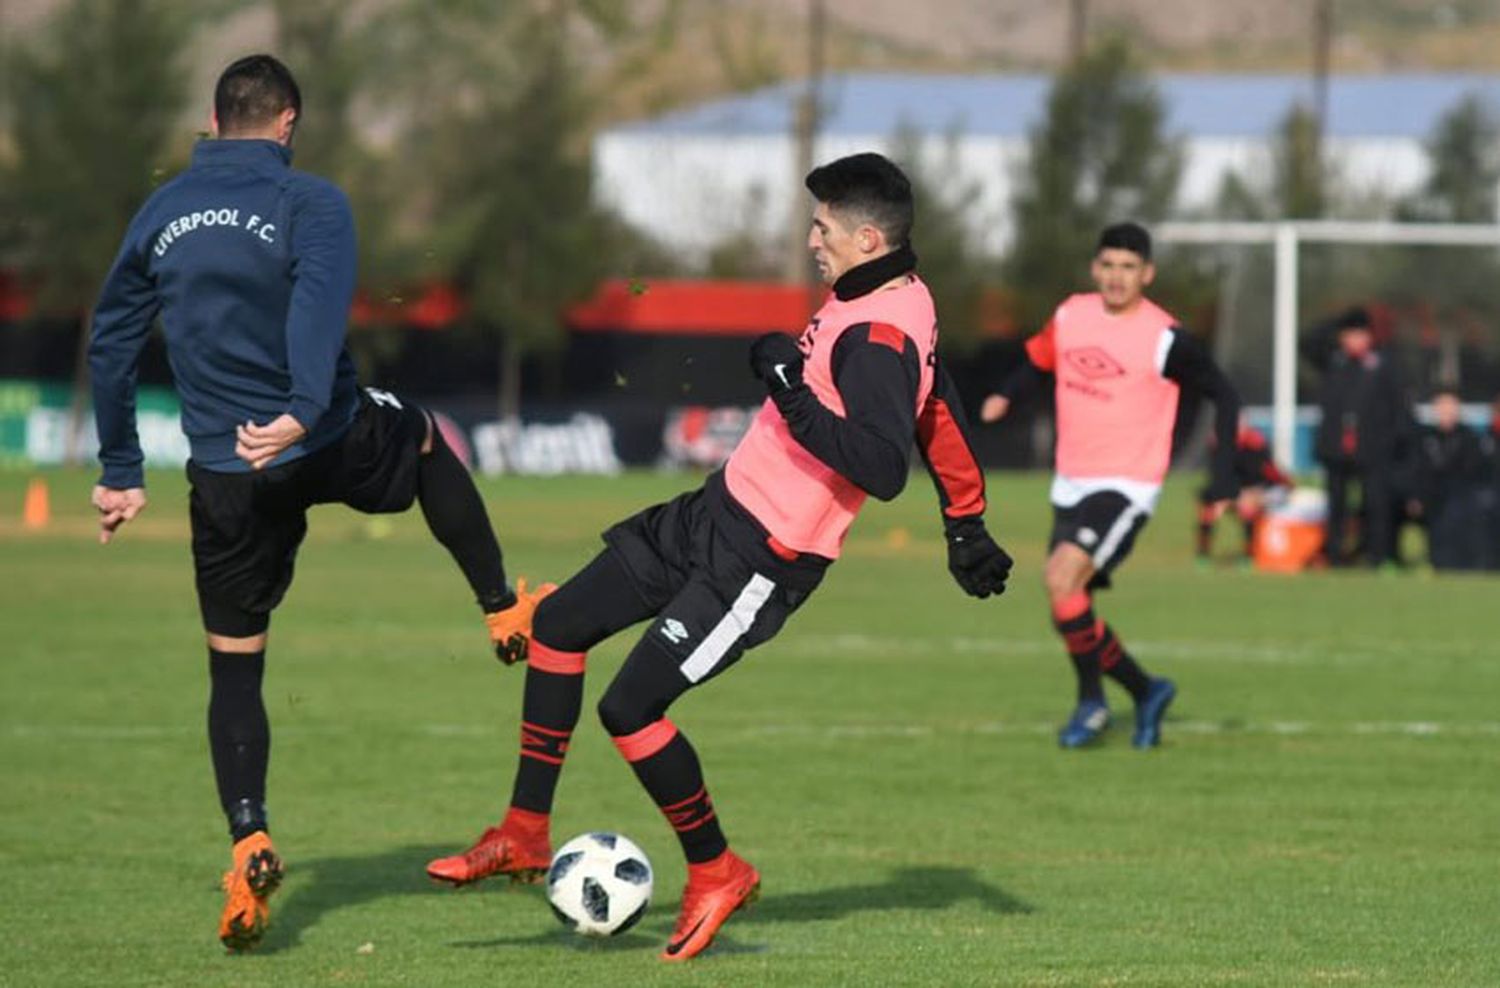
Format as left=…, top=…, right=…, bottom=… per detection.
left=804, top=152, right=914, bottom=247
left=1096, top=222, right=1152, bottom=261
left=214, top=55, right=301, bottom=135
left=1336, top=306, right=1372, bottom=331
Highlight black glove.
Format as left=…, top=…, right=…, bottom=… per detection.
left=946, top=519, right=1013, bottom=599
left=749, top=332, right=805, bottom=396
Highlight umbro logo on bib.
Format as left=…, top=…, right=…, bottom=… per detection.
left=1063, top=346, right=1126, bottom=380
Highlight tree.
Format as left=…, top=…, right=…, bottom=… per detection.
left=270, top=0, right=362, bottom=181
left=894, top=130, right=990, bottom=352
left=1271, top=104, right=1329, bottom=220
left=1003, top=38, right=1181, bottom=330
left=358, top=0, right=651, bottom=420
left=1387, top=94, right=1500, bottom=392
left=0, top=0, right=193, bottom=460
left=1404, top=94, right=1500, bottom=224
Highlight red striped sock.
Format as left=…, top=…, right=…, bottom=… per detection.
left=613, top=719, right=727, bottom=864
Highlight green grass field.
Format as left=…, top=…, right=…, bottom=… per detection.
left=3, top=468, right=1497, bottom=987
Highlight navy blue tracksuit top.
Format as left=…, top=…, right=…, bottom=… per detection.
left=90, top=139, right=359, bottom=489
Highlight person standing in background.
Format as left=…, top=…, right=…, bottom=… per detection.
left=1300, top=307, right=1412, bottom=568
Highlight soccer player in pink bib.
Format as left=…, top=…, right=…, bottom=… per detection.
left=982, top=223, right=1241, bottom=749
left=428, top=153, right=1013, bottom=959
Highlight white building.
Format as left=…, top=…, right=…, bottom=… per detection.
left=594, top=73, right=1500, bottom=256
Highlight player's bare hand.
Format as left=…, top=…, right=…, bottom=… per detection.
left=91, top=485, right=147, bottom=545
left=979, top=394, right=1010, bottom=423
left=235, top=413, right=308, bottom=470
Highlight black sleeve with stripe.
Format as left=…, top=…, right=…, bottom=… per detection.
left=1163, top=328, right=1242, bottom=499
left=917, top=357, right=989, bottom=534
left=769, top=322, right=920, bottom=501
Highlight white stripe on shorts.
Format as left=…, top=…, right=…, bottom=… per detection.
left=1092, top=504, right=1143, bottom=570
left=679, top=573, right=776, bottom=683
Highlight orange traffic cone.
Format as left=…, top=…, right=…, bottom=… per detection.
left=22, top=476, right=51, bottom=530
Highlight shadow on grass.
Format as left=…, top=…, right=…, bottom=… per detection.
left=448, top=928, right=660, bottom=952
left=258, top=848, right=1029, bottom=957
left=745, top=866, right=1033, bottom=925
left=257, top=843, right=545, bottom=954
left=699, top=866, right=1033, bottom=958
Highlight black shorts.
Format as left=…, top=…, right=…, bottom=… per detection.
left=189, top=388, right=430, bottom=636
left=1049, top=490, right=1150, bottom=590
left=1198, top=482, right=1268, bottom=505
left=602, top=472, right=829, bottom=686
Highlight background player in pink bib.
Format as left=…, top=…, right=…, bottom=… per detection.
left=981, top=222, right=1242, bottom=749
left=428, top=153, right=1013, bottom=960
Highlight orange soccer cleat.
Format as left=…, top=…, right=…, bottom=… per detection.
left=218, top=831, right=284, bottom=952
left=660, top=849, right=761, bottom=962
left=485, top=578, right=558, bottom=665
left=426, top=809, right=552, bottom=886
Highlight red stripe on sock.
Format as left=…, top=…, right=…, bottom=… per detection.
left=660, top=786, right=717, bottom=831
left=670, top=810, right=719, bottom=833
left=520, top=721, right=570, bottom=763
left=1062, top=626, right=1101, bottom=654
left=659, top=786, right=707, bottom=812
left=529, top=641, right=585, bottom=675
left=1051, top=591, right=1091, bottom=623
left=612, top=718, right=678, bottom=762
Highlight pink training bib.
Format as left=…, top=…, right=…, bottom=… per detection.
left=725, top=276, right=937, bottom=557
left=1028, top=292, right=1180, bottom=484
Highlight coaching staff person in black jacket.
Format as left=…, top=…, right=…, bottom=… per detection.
left=88, top=54, right=551, bottom=952
left=1301, top=307, right=1411, bottom=567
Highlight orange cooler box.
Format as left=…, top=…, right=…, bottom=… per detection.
left=1252, top=489, right=1326, bottom=573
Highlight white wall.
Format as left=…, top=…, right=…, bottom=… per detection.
left=594, top=130, right=1441, bottom=259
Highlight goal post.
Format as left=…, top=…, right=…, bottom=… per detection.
left=1155, top=220, right=1500, bottom=469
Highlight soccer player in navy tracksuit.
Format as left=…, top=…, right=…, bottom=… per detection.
left=88, top=55, right=551, bottom=952
left=426, top=153, right=1015, bottom=961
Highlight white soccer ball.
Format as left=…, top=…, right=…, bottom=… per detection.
left=546, top=832, right=654, bottom=937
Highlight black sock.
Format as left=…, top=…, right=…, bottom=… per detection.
left=208, top=649, right=270, bottom=841
left=505, top=552, right=656, bottom=815
left=1196, top=509, right=1214, bottom=557
left=1098, top=624, right=1153, bottom=703
left=1242, top=518, right=1256, bottom=558
left=416, top=428, right=511, bottom=613
left=510, top=651, right=585, bottom=815
left=616, top=723, right=727, bottom=864
left=1053, top=606, right=1106, bottom=705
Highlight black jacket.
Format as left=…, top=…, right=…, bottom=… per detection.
left=1300, top=321, right=1410, bottom=468
left=1413, top=425, right=1486, bottom=512
left=91, top=140, right=359, bottom=487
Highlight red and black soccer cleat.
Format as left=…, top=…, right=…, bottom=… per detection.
left=660, top=849, right=761, bottom=962
left=426, top=810, right=552, bottom=886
